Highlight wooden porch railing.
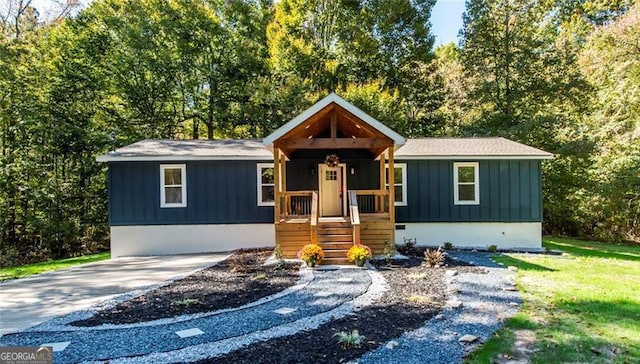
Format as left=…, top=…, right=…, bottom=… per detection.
left=279, top=191, right=314, bottom=217
left=348, top=190, right=360, bottom=245
left=354, top=189, right=390, bottom=214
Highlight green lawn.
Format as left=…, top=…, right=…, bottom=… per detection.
left=468, top=237, right=640, bottom=363
left=0, top=252, right=110, bottom=281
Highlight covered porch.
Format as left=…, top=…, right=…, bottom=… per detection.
left=263, top=94, right=405, bottom=263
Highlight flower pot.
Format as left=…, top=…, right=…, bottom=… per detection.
left=306, top=260, right=316, bottom=267
left=354, top=258, right=366, bottom=267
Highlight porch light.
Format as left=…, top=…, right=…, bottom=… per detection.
left=351, top=168, right=355, bottom=175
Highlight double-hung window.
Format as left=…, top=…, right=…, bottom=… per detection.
left=257, top=163, right=275, bottom=206
left=453, top=162, right=479, bottom=205
left=160, top=164, right=187, bottom=208
left=385, top=163, right=407, bottom=206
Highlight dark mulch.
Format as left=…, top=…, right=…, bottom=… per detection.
left=190, top=256, right=480, bottom=364
left=71, top=249, right=300, bottom=326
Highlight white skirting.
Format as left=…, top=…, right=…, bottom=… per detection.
left=110, top=224, right=275, bottom=257
left=394, top=222, right=542, bottom=249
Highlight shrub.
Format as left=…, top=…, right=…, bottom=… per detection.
left=397, top=237, right=422, bottom=256
left=171, top=298, right=199, bottom=307
left=443, top=242, right=453, bottom=250
left=297, top=244, right=324, bottom=267
left=347, top=244, right=373, bottom=266
left=487, top=244, right=498, bottom=252
left=335, top=329, right=365, bottom=348
left=383, top=240, right=396, bottom=262
left=274, top=244, right=284, bottom=260
left=424, top=247, right=445, bottom=267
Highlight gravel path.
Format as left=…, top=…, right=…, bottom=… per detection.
left=356, top=252, right=520, bottom=364
left=0, top=268, right=377, bottom=363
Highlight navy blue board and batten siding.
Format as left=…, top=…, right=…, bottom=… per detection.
left=108, top=158, right=542, bottom=226
left=395, top=159, right=542, bottom=223
left=108, top=161, right=273, bottom=226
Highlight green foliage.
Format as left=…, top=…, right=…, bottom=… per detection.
left=335, top=329, right=366, bottom=349
left=443, top=242, right=453, bottom=250
left=0, top=0, right=638, bottom=268
left=487, top=244, right=498, bottom=252
left=0, top=252, right=110, bottom=281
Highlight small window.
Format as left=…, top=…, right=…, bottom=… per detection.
left=454, top=162, right=479, bottom=205
left=257, top=163, right=275, bottom=206
left=325, top=170, right=337, bottom=181
left=385, top=163, right=407, bottom=206
left=160, top=164, right=186, bottom=208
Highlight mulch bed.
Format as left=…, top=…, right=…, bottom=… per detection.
left=71, top=249, right=300, bottom=326
left=194, top=255, right=479, bottom=364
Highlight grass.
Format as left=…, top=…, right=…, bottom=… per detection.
left=467, top=237, right=640, bottom=363
left=0, top=252, right=110, bottom=281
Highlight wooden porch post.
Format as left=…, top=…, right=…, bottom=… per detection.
left=388, top=147, right=395, bottom=246
left=274, top=148, right=281, bottom=223
left=379, top=151, right=386, bottom=213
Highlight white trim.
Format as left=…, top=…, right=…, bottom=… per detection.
left=318, top=163, right=347, bottom=216
left=96, top=154, right=553, bottom=162
left=97, top=155, right=273, bottom=162
left=385, top=163, right=407, bottom=206
left=110, top=224, right=275, bottom=257
left=394, top=222, right=542, bottom=249
left=263, top=93, right=406, bottom=147
left=396, top=155, right=553, bottom=160
left=160, top=164, right=187, bottom=208
left=453, top=162, right=479, bottom=205
left=257, top=163, right=275, bottom=206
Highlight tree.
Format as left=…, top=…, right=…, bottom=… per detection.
left=578, top=4, right=640, bottom=240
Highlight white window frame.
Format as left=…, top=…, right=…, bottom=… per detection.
left=257, top=163, right=275, bottom=206
left=453, top=162, right=480, bottom=205
left=160, top=164, right=187, bottom=208
left=385, top=163, right=407, bottom=206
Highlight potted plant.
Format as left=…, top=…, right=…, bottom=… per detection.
left=347, top=244, right=373, bottom=267
left=297, top=244, right=325, bottom=267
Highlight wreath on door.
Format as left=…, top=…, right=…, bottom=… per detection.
left=325, top=153, right=339, bottom=167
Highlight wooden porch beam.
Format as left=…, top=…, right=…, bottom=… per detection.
left=280, top=138, right=390, bottom=150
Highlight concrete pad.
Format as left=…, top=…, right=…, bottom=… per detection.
left=0, top=254, right=226, bottom=336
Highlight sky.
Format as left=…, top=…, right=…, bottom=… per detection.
left=431, top=0, right=466, bottom=46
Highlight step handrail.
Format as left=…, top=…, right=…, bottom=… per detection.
left=311, top=191, right=318, bottom=244
left=348, top=190, right=360, bottom=245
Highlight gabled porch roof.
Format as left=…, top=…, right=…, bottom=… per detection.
left=263, top=93, right=406, bottom=158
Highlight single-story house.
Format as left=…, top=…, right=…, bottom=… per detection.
left=97, top=93, right=553, bottom=262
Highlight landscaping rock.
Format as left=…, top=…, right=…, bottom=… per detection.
left=459, top=334, right=478, bottom=343
left=434, top=314, right=444, bottom=320
left=509, top=302, right=519, bottom=307
left=447, top=300, right=463, bottom=309
left=386, top=340, right=400, bottom=350
left=508, top=266, right=518, bottom=272
left=445, top=270, right=458, bottom=277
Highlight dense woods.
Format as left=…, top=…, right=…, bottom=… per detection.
left=0, top=0, right=638, bottom=265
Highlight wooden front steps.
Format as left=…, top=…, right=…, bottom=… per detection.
left=318, top=219, right=353, bottom=265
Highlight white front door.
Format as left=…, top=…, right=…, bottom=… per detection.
left=319, top=164, right=343, bottom=216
